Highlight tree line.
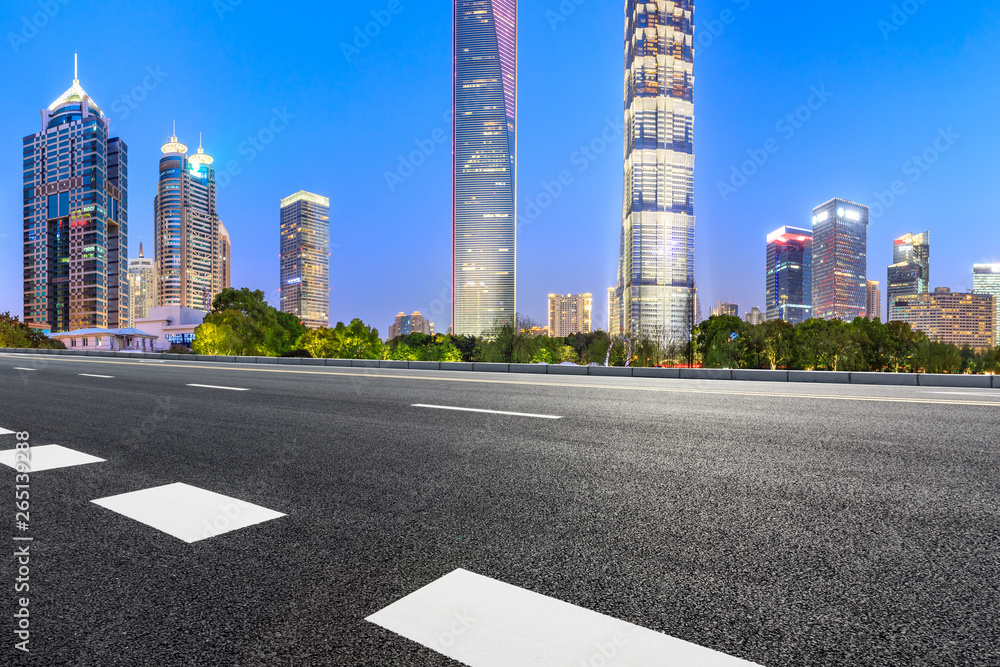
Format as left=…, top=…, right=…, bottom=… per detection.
left=186, top=290, right=1000, bottom=374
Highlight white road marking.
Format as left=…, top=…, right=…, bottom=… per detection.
left=186, top=384, right=249, bottom=391
left=79, top=373, right=114, bottom=379
left=139, top=360, right=165, bottom=364
left=0, top=428, right=15, bottom=436
left=927, top=391, right=1000, bottom=397
left=0, top=444, right=105, bottom=472
left=368, top=569, right=761, bottom=666
left=14, top=368, right=36, bottom=372
left=91, top=482, right=285, bottom=544
left=412, top=404, right=562, bottom=419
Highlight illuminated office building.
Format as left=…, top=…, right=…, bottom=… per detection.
left=128, top=242, right=154, bottom=325
left=547, top=293, right=593, bottom=337
left=766, top=226, right=812, bottom=325
left=811, top=199, right=869, bottom=321
left=973, top=264, right=1000, bottom=344
left=867, top=280, right=882, bottom=321
left=452, top=0, right=517, bottom=336
left=894, top=288, right=995, bottom=349
left=23, top=58, right=128, bottom=332
left=887, top=232, right=929, bottom=321
left=154, top=134, right=229, bottom=312
left=613, top=0, right=696, bottom=340
left=388, top=311, right=434, bottom=340
left=279, top=191, right=330, bottom=329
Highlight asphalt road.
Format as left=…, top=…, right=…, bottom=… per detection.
left=0, top=352, right=998, bottom=666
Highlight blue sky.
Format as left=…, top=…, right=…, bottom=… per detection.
left=1, top=1, right=998, bottom=333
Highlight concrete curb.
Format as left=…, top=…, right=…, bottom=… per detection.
left=3, top=348, right=997, bottom=389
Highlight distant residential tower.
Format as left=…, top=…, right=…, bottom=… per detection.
left=547, top=293, right=593, bottom=337
left=128, top=243, right=155, bottom=325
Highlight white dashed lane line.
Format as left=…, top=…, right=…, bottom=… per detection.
left=411, top=404, right=563, bottom=420
left=79, top=374, right=114, bottom=379
left=186, top=384, right=249, bottom=392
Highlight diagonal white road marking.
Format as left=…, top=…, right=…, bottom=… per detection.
left=79, top=373, right=114, bottom=379
left=368, top=569, right=762, bottom=666
left=412, top=404, right=562, bottom=420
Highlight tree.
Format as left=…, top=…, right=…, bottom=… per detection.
left=0, top=313, right=65, bottom=350
left=760, top=319, right=794, bottom=370
left=191, top=288, right=304, bottom=357
left=695, top=315, right=746, bottom=368
left=295, top=319, right=385, bottom=360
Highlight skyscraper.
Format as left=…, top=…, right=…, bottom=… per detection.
left=973, top=263, right=1000, bottom=344
left=279, top=191, right=330, bottom=329
left=452, top=0, right=517, bottom=336
left=766, top=226, right=812, bottom=325
left=128, top=243, right=155, bottom=325
left=154, top=134, right=229, bottom=312
left=745, top=307, right=764, bottom=326
left=614, top=1, right=696, bottom=340
left=547, top=293, right=593, bottom=337
left=23, top=57, right=128, bottom=333
left=886, top=232, right=930, bottom=321
left=812, top=199, right=869, bottom=321
left=867, top=280, right=882, bottom=321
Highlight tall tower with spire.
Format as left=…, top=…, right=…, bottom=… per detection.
left=154, top=129, right=230, bottom=312
left=128, top=242, right=155, bottom=325
left=22, top=55, right=128, bottom=332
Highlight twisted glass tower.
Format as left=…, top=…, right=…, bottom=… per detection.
left=452, top=0, right=517, bottom=336
left=614, top=1, right=695, bottom=340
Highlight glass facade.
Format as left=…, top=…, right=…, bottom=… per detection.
left=452, top=0, right=517, bottom=336
left=614, top=0, right=696, bottom=340
left=886, top=232, right=930, bottom=322
left=128, top=243, right=155, bottom=325
left=766, top=226, right=812, bottom=325
left=811, top=198, right=869, bottom=322
left=23, top=69, right=128, bottom=333
left=280, top=191, right=330, bottom=329
left=154, top=138, right=229, bottom=312
left=973, top=263, right=1000, bottom=345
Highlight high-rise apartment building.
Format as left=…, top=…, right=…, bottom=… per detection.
left=23, top=59, right=128, bottom=332
left=894, top=288, right=996, bottom=349
left=973, top=264, right=1000, bottom=345
left=613, top=1, right=696, bottom=340
left=128, top=242, right=154, bottom=326
left=866, top=280, right=882, bottom=321
left=452, top=0, right=517, bottom=336
left=745, top=307, right=764, bottom=326
left=154, top=134, right=229, bottom=312
left=547, top=293, right=593, bottom=338
left=279, top=191, right=330, bottom=329
left=812, top=199, right=869, bottom=321
left=766, top=226, right=812, bottom=325
left=389, top=311, right=434, bottom=339
left=887, top=232, right=929, bottom=321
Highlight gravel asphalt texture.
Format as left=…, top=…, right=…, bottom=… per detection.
left=1, top=353, right=998, bottom=666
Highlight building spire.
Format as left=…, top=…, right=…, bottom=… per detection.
left=139, top=242, right=144, bottom=258
left=189, top=131, right=214, bottom=166
left=74, top=51, right=78, bottom=84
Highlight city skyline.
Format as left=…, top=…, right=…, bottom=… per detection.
left=2, top=3, right=999, bottom=335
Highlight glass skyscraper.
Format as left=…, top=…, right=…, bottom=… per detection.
left=973, top=263, right=1000, bottom=345
left=886, top=232, right=930, bottom=322
left=279, top=191, right=330, bottom=329
left=613, top=0, right=696, bottom=340
left=154, top=135, right=229, bottom=312
left=23, top=60, right=128, bottom=333
left=452, top=0, right=517, bottom=336
left=766, top=226, right=812, bottom=325
left=811, top=198, right=869, bottom=322
left=127, top=242, right=155, bottom=325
